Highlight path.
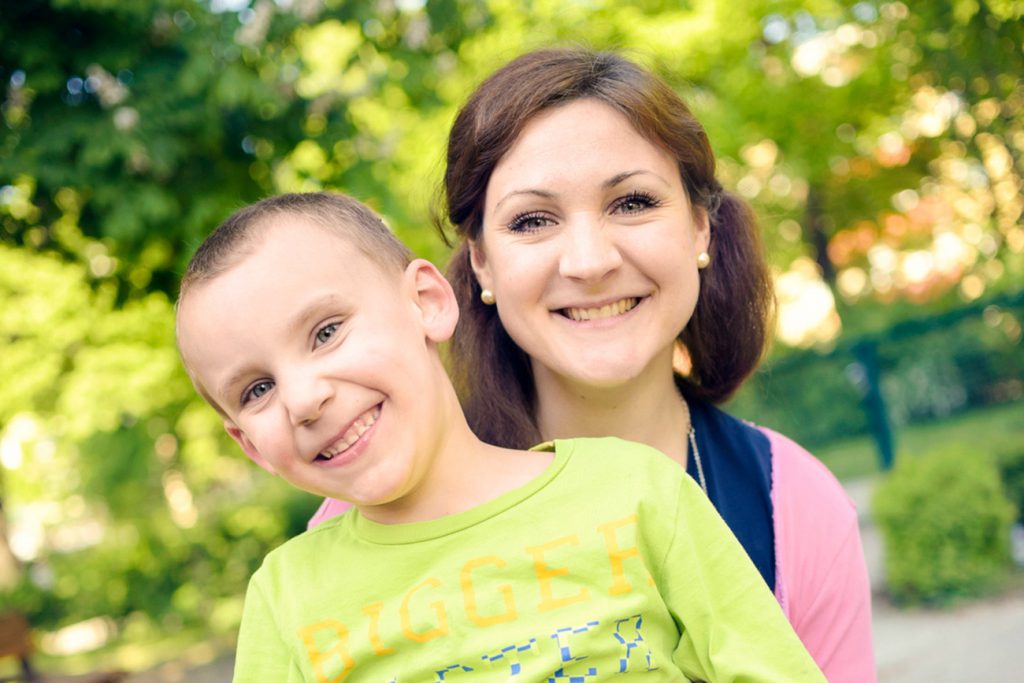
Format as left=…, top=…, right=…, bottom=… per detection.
left=846, top=476, right=1024, bottom=683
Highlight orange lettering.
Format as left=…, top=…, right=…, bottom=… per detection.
left=298, top=619, right=354, bottom=683
left=360, top=601, right=396, bottom=656
left=526, top=535, right=590, bottom=611
left=460, top=555, right=518, bottom=626
left=399, top=577, right=449, bottom=642
left=597, top=514, right=644, bottom=595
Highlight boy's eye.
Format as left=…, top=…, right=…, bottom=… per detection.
left=242, top=380, right=274, bottom=405
left=315, top=322, right=339, bottom=347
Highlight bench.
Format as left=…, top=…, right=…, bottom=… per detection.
left=0, top=612, right=126, bottom=683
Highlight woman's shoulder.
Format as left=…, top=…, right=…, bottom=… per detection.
left=756, top=427, right=875, bottom=681
left=758, top=426, right=857, bottom=519
left=697, top=400, right=854, bottom=516
left=756, top=424, right=864, bottom=613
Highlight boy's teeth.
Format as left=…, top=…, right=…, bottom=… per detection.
left=318, top=405, right=380, bottom=460
left=565, top=297, right=638, bottom=322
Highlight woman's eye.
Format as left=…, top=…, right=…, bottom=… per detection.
left=315, top=322, right=339, bottom=346
left=242, top=380, right=273, bottom=405
left=613, top=191, right=660, bottom=214
left=508, top=212, right=553, bottom=233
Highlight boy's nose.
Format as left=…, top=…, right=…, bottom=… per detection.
left=558, top=217, right=623, bottom=283
left=282, top=372, right=333, bottom=427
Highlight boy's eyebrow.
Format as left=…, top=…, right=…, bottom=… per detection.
left=284, top=291, right=343, bottom=336
left=216, top=366, right=258, bottom=406
left=215, top=292, right=344, bottom=402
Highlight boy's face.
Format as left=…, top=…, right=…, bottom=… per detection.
left=177, top=217, right=457, bottom=512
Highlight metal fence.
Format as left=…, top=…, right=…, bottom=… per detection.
left=728, top=291, right=1024, bottom=468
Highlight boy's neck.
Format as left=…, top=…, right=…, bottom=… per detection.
left=533, top=363, right=690, bottom=467
left=355, top=381, right=553, bottom=526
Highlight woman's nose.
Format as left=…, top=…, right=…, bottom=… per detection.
left=557, top=216, right=623, bottom=283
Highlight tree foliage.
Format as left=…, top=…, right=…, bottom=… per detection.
left=1, top=0, right=1022, bottom=654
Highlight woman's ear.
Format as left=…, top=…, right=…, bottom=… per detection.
left=404, top=259, right=459, bottom=343
left=695, top=206, right=712, bottom=255
left=468, top=239, right=494, bottom=293
left=224, top=422, right=277, bottom=475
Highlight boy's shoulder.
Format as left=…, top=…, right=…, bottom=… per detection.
left=539, top=436, right=686, bottom=485
left=255, top=509, right=356, bottom=577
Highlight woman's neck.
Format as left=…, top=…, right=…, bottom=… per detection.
left=533, top=364, right=691, bottom=466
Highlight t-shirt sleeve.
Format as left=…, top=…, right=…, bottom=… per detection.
left=766, top=428, right=876, bottom=683
left=232, top=571, right=299, bottom=683
left=659, top=474, right=826, bottom=682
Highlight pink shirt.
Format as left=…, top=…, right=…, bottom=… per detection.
left=764, top=427, right=875, bottom=682
left=307, top=429, right=876, bottom=681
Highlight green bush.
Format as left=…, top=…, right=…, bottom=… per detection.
left=994, top=445, right=1024, bottom=524
left=872, top=449, right=1016, bottom=605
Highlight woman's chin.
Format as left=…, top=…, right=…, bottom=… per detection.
left=540, top=358, right=655, bottom=393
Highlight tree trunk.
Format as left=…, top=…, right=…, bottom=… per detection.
left=804, top=184, right=837, bottom=286
left=0, top=481, right=24, bottom=591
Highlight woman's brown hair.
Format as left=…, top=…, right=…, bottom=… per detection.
left=439, top=48, right=774, bottom=449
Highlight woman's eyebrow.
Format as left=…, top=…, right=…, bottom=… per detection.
left=493, top=188, right=556, bottom=212
left=494, top=169, right=674, bottom=211
left=604, top=169, right=671, bottom=188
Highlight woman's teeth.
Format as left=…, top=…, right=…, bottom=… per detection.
left=564, top=297, right=639, bottom=322
left=317, top=405, right=381, bottom=461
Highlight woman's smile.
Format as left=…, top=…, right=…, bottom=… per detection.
left=557, top=296, right=642, bottom=322
left=475, top=99, right=709, bottom=389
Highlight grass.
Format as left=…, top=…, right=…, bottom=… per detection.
left=815, top=400, right=1024, bottom=482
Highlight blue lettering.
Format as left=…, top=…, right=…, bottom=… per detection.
left=548, top=621, right=599, bottom=682
left=435, top=664, right=473, bottom=681
left=613, top=614, right=657, bottom=672
left=480, top=638, right=539, bottom=678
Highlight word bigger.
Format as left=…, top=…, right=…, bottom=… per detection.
left=299, top=513, right=669, bottom=681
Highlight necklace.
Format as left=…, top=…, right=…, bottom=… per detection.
left=681, top=397, right=708, bottom=494
left=689, top=426, right=708, bottom=494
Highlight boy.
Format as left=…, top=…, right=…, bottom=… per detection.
left=176, top=192, right=824, bottom=682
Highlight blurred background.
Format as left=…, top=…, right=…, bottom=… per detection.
left=1, top=0, right=1022, bottom=680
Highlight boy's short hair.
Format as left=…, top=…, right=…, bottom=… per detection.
left=179, top=192, right=413, bottom=301
left=177, top=191, right=414, bottom=414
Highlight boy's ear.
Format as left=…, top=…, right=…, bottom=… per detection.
left=224, top=422, right=277, bottom=475
left=404, top=259, right=459, bottom=344
left=468, top=239, right=494, bottom=293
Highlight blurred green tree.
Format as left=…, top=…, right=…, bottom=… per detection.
left=1, top=0, right=1021, bottom=650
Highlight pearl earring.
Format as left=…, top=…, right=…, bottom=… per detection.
left=696, top=252, right=711, bottom=269
left=480, top=289, right=496, bottom=305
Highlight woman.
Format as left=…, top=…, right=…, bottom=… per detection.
left=313, top=47, right=874, bottom=680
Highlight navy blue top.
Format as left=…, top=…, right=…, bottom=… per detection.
left=685, top=399, right=776, bottom=590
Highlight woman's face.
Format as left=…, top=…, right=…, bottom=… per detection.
left=471, top=98, right=710, bottom=394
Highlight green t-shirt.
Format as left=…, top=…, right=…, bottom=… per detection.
left=233, top=437, right=824, bottom=682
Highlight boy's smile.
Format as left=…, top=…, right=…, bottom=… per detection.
left=314, top=404, right=381, bottom=465
left=176, top=217, right=458, bottom=519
